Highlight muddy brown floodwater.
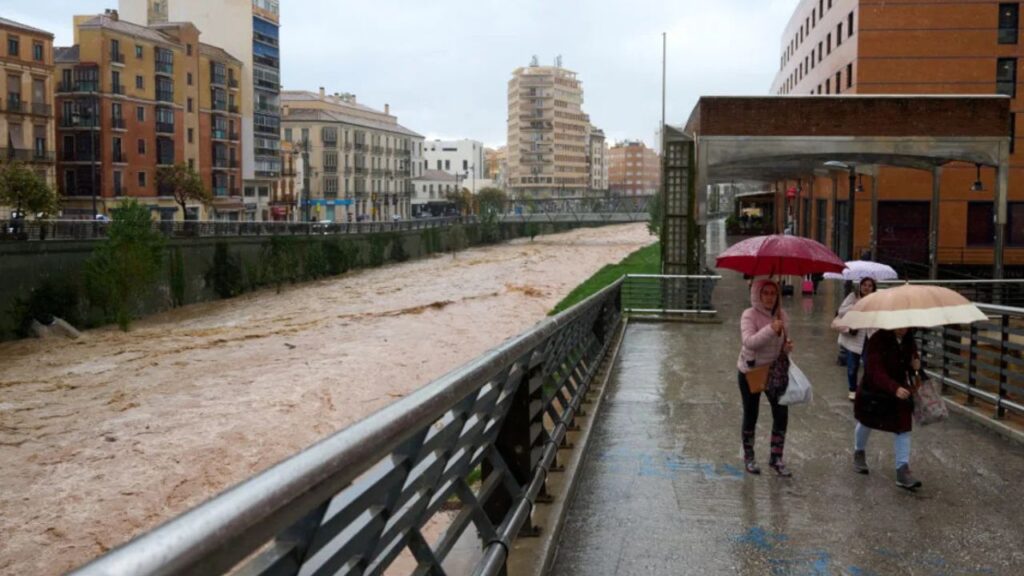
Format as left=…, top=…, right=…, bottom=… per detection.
left=0, top=223, right=654, bottom=575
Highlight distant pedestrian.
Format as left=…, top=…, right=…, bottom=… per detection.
left=853, top=328, right=924, bottom=490
left=736, top=279, right=795, bottom=476
left=833, top=277, right=878, bottom=401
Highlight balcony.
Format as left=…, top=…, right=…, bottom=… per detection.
left=0, top=148, right=55, bottom=163
left=156, top=61, right=174, bottom=76
left=213, top=186, right=229, bottom=197
left=342, top=142, right=353, bottom=151
left=229, top=104, right=240, bottom=114
left=111, top=84, right=125, bottom=95
left=5, top=98, right=26, bottom=114
left=60, top=116, right=99, bottom=129
left=156, top=122, right=175, bottom=134
left=371, top=146, right=383, bottom=155
left=212, top=101, right=228, bottom=112
left=229, top=78, right=240, bottom=89
left=157, top=156, right=175, bottom=167
left=28, top=102, right=52, bottom=116
left=354, top=143, right=366, bottom=151
left=211, top=74, right=227, bottom=87
left=111, top=150, right=126, bottom=163
left=212, top=129, right=230, bottom=141
left=354, top=167, right=368, bottom=175
left=213, top=157, right=239, bottom=169
left=156, top=90, right=174, bottom=102
left=110, top=52, right=125, bottom=65
left=111, top=117, right=126, bottom=130
left=58, top=81, right=98, bottom=93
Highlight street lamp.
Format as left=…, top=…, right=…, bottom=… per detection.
left=970, top=163, right=985, bottom=192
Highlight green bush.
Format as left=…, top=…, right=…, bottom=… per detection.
left=389, top=233, right=409, bottom=263
left=304, top=240, right=328, bottom=279
left=84, top=200, right=165, bottom=331
left=206, top=241, right=244, bottom=299
left=324, top=237, right=360, bottom=274
left=262, top=236, right=301, bottom=293
left=446, top=223, right=468, bottom=257
left=368, top=235, right=388, bottom=267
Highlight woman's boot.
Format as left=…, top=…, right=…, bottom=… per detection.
left=742, top=430, right=760, bottom=474
left=768, top=431, right=793, bottom=477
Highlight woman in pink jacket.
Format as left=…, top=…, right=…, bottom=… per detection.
left=737, top=279, right=794, bottom=476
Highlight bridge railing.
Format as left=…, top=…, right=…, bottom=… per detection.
left=69, top=279, right=625, bottom=576
left=622, top=274, right=720, bottom=318
left=0, top=217, right=471, bottom=242
left=919, top=302, right=1024, bottom=420
left=880, top=279, right=1024, bottom=307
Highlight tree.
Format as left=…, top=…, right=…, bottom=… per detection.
left=157, top=163, right=210, bottom=220
left=476, top=187, right=507, bottom=215
left=84, top=200, right=164, bottom=330
left=0, top=161, right=59, bottom=218
left=446, top=188, right=475, bottom=216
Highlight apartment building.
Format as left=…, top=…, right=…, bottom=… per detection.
left=770, top=0, right=1024, bottom=267
left=120, top=0, right=283, bottom=221
left=54, top=10, right=243, bottom=220
left=0, top=17, right=56, bottom=218
left=608, top=140, right=659, bottom=197
left=507, top=61, right=591, bottom=199
left=587, top=126, right=609, bottom=194
left=281, top=89, right=423, bottom=222
left=422, top=139, right=486, bottom=182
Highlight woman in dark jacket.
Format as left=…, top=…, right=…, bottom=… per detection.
left=852, top=328, right=924, bottom=489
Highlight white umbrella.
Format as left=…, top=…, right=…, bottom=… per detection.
left=823, top=260, right=898, bottom=282
left=834, top=284, right=987, bottom=330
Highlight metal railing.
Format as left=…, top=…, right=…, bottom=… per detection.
left=622, top=274, right=720, bottom=317
left=918, top=302, right=1024, bottom=420
left=880, top=279, right=1024, bottom=307
left=0, top=216, right=473, bottom=241
left=69, top=279, right=624, bottom=576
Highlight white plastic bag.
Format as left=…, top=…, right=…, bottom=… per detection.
left=779, top=361, right=813, bottom=405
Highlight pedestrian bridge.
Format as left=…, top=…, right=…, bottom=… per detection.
left=69, top=229, right=1024, bottom=576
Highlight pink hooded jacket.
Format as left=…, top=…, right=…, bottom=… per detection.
left=736, top=279, right=790, bottom=373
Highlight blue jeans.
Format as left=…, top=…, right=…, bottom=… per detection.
left=855, top=422, right=911, bottom=469
left=844, top=347, right=862, bottom=392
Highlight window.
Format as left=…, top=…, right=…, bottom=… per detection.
left=284, top=128, right=292, bottom=142
left=136, top=44, right=143, bottom=58
left=848, top=11, right=855, bottom=37
left=137, top=106, right=145, bottom=122
left=187, top=72, right=193, bottom=86
left=136, top=75, right=144, bottom=89
left=186, top=43, right=193, bottom=56
left=997, top=58, right=1017, bottom=97
left=818, top=41, right=823, bottom=63
left=187, top=97, right=193, bottom=112
left=8, top=35, right=19, bottom=57
left=138, top=171, right=147, bottom=188
left=827, top=33, right=832, bottom=55
left=826, top=78, right=831, bottom=94
left=1000, top=4, right=1019, bottom=44
left=445, top=159, right=450, bottom=170
left=436, top=159, right=442, bottom=170
left=138, top=139, right=146, bottom=154
left=819, top=0, right=824, bottom=17
left=301, top=128, right=309, bottom=142
left=33, top=41, right=43, bottom=62
left=836, top=71, right=842, bottom=94
left=811, top=49, right=815, bottom=69
left=967, top=203, right=995, bottom=246
left=188, top=128, right=194, bottom=143
left=463, top=159, right=468, bottom=171
left=813, top=8, right=817, bottom=27
left=837, top=22, right=843, bottom=46
left=847, top=63, right=853, bottom=88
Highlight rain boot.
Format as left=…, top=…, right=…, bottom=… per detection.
left=742, top=430, right=760, bottom=475
left=768, top=431, right=793, bottom=477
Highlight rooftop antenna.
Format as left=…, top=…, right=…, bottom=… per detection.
left=529, top=55, right=539, bottom=67
left=555, top=55, right=563, bottom=68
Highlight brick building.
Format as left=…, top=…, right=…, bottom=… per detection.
left=770, top=0, right=1024, bottom=269
left=55, top=10, right=243, bottom=220
left=0, top=17, right=56, bottom=218
left=608, top=140, right=659, bottom=197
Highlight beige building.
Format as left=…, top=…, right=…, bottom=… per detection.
left=1, top=17, right=56, bottom=218
left=119, top=0, right=282, bottom=221
left=587, top=126, right=608, bottom=194
left=281, top=89, right=423, bottom=222
left=608, top=140, right=660, bottom=197
left=507, top=61, right=592, bottom=199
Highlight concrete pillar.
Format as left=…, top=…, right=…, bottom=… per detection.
left=995, top=146, right=1010, bottom=279
left=831, top=174, right=839, bottom=252
left=929, top=166, right=942, bottom=280
left=870, top=173, right=879, bottom=261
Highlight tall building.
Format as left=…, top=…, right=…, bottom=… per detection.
left=0, top=17, right=56, bottom=218
left=769, top=0, right=1024, bottom=266
left=587, top=126, right=608, bottom=194
left=507, top=60, right=591, bottom=199
left=485, top=145, right=507, bottom=189
left=280, top=88, right=423, bottom=222
left=54, top=11, right=243, bottom=219
left=608, top=140, right=659, bottom=197
left=422, top=139, right=486, bottom=183
left=119, top=0, right=282, bottom=221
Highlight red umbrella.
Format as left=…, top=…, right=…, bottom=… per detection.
left=716, top=235, right=846, bottom=276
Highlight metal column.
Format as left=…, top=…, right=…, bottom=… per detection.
left=995, top=145, right=1010, bottom=279
left=929, top=166, right=942, bottom=280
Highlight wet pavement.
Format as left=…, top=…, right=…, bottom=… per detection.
left=551, top=260, right=1024, bottom=574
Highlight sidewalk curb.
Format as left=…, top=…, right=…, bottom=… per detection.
left=944, top=398, right=1024, bottom=446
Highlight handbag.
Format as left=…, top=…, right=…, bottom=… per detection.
left=746, top=365, right=769, bottom=394
left=765, top=329, right=791, bottom=402
left=779, top=361, right=813, bottom=405
left=912, top=375, right=948, bottom=426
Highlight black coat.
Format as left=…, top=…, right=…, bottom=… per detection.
left=854, top=330, right=917, bottom=433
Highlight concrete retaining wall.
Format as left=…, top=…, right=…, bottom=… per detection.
left=0, top=221, right=600, bottom=339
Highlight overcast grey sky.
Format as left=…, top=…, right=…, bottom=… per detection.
left=2, top=0, right=798, bottom=147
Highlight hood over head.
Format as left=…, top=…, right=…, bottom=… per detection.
left=750, top=278, right=780, bottom=315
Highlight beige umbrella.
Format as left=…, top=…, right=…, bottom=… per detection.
left=834, top=284, right=987, bottom=330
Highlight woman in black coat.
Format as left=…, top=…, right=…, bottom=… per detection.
left=852, top=328, right=924, bottom=490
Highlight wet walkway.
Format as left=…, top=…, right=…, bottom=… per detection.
left=551, top=267, right=1024, bottom=575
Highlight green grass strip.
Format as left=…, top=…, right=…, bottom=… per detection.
left=549, top=242, right=660, bottom=315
